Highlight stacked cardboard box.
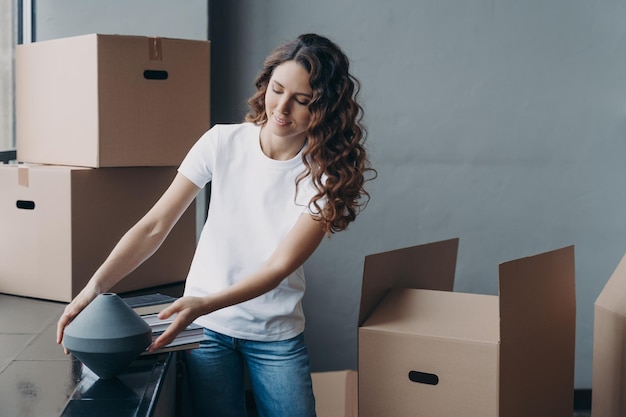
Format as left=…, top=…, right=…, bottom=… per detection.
left=15, top=34, right=210, bottom=168
left=0, top=34, right=210, bottom=302
left=358, top=238, right=576, bottom=417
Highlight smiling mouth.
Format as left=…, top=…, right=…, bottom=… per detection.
left=273, top=114, right=290, bottom=126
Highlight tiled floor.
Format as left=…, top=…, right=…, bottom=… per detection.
left=0, top=294, right=67, bottom=367
left=0, top=294, right=71, bottom=417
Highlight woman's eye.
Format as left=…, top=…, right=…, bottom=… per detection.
left=271, top=85, right=309, bottom=105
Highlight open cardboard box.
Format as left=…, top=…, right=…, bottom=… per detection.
left=0, top=164, right=196, bottom=302
left=358, top=238, right=576, bottom=417
left=312, top=370, right=358, bottom=417
left=16, top=33, right=210, bottom=168
left=592, top=251, right=626, bottom=416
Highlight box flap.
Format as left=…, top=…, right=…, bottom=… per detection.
left=595, top=251, right=626, bottom=316
left=361, top=288, right=499, bottom=343
left=358, top=238, right=458, bottom=326
left=498, top=245, right=575, bottom=417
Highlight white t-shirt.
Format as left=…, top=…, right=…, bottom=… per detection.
left=177, top=123, right=320, bottom=341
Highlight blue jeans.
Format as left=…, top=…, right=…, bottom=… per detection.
left=182, top=328, right=317, bottom=417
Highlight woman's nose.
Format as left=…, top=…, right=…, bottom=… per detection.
left=276, top=97, right=290, bottom=114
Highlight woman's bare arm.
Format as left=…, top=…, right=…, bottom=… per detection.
left=56, top=173, right=200, bottom=346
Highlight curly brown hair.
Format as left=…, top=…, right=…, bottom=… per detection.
left=245, top=34, right=376, bottom=234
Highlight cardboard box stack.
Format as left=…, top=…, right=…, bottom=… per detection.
left=358, top=238, right=576, bottom=417
left=0, top=34, right=210, bottom=302
left=592, top=251, right=626, bottom=417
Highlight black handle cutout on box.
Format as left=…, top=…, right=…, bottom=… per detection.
left=16, top=200, right=35, bottom=210
left=143, top=70, right=168, bottom=80
left=408, top=370, right=439, bottom=385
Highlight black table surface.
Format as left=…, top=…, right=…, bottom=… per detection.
left=0, top=288, right=182, bottom=417
left=61, top=353, right=173, bottom=417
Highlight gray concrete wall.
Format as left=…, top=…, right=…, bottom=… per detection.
left=208, top=0, right=626, bottom=389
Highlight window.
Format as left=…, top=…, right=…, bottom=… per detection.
left=1, top=0, right=31, bottom=163
left=0, top=1, right=15, bottom=157
left=0, top=0, right=34, bottom=163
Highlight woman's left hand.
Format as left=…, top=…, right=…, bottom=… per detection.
left=148, top=296, right=210, bottom=352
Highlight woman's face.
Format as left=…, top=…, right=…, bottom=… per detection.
left=264, top=60, right=313, bottom=144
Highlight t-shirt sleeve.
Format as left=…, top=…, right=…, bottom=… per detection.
left=298, top=173, right=328, bottom=216
left=177, top=127, right=218, bottom=188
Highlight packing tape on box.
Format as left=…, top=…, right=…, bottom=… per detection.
left=148, top=37, right=163, bottom=61
left=17, top=166, right=29, bottom=187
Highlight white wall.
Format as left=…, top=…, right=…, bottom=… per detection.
left=209, top=0, right=626, bottom=389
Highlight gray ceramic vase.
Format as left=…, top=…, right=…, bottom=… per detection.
left=63, top=293, right=152, bottom=379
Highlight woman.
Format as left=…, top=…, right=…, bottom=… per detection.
left=57, top=33, right=374, bottom=416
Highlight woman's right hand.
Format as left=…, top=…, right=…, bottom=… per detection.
left=56, top=284, right=101, bottom=354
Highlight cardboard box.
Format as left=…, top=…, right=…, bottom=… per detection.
left=592, top=251, right=626, bottom=416
left=0, top=164, right=196, bottom=302
left=312, top=370, right=358, bottom=417
left=16, top=34, right=210, bottom=168
left=358, top=238, right=576, bottom=417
